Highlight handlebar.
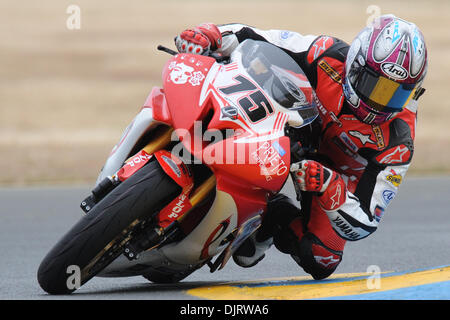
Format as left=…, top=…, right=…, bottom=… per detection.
left=157, top=45, right=229, bottom=63
left=157, top=45, right=178, bottom=56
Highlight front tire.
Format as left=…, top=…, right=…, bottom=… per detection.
left=37, top=160, right=180, bottom=294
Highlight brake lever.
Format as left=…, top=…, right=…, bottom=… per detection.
left=290, top=141, right=306, bottom=202
left=157, top=45, right=178, bottom=56
left=157, top=45, right=228, bottom=64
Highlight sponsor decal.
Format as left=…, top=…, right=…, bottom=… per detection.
left=280, top=31, right=293, bottom=40
left=162, top=155, right=181, bottom=177
left=382, top=189, right=395, bottom=205
left=168, top=61, right=205, bottom=86
left=374, top=205, right=385, bottom=222
left=332, top=136, right=357, bottom=158
left=272, top=140, right=286, bottom=157
left=339, top=132, right=359, bottom=153
left=251, top=141, right=288, bottom=181
left=317, top=102, right=328, bottom=116
left=117, top=150, right=153, bottom=181
left=391, top=21, right=401, bottom=43
left=332, top=216, right=360, bottom=240
left=412, top=28, right=421, bottom=53
left=343, top=78, right=359, bottom=107
left=158, top=187, right=193, bottom=228
left=371, top=125, right=385, bottom=149
left=318, top=59, right=342, bottom=84
left=381, top=62, right=408, bottom=80
left=168, top=193, right=188, bottom=219
left=200, top=217, right=231, bottom=259
left=125, top=151, right=152, bottom=168
left=386, top=169, right=402, bottom=187
left=349, top=130, right=376, bottom=146
left=221, top=105, right=239, bottom=120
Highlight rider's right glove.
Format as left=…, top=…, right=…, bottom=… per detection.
left=174, top=23, right=222, bottom=54
left=290, top=160, right=347, bottom=211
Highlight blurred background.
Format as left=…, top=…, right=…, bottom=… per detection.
left=1, top=0, right=449, bottom=186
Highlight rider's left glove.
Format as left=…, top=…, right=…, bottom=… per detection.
left=290, top=160, right=347, bottom=211
left=175, top=23, right=222, bottom=54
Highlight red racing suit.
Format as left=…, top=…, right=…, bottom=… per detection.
left=215, top=24, right=422, bottom=279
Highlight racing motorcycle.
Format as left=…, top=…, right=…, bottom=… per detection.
left=37, top=39, right=320, bottom=294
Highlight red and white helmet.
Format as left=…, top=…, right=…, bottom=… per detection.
left=344, top=15, right=428, bottom=125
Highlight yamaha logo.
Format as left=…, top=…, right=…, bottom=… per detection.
left=381, top=62, right=408, bottom=80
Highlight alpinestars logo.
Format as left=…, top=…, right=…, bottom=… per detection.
left=312, top=37, right=331, bottom=59
left=307, top=36, right=334, bottom=63
left=349, top=130, right=375, bottom=145
left=329, top=184, right=343, bottom=210
left=378, top=145, right=410, bottom=164
left=314, top=255, right=340, bottom=268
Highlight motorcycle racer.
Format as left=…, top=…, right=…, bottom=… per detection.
left=174, top=16, right=427, bottom=280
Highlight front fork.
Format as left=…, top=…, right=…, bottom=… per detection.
left=80, top=126, right=176, bottom=214
left=80, top=126, right=216, bottom=259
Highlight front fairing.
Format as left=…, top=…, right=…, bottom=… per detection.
left=161, top=41, right=319, bottom=193
left=161, top=53, right=217, bottom=130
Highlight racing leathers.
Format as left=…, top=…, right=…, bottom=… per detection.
left=180, top=23, right=422, bottom=279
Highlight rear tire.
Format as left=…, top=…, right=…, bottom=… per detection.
left=37, top=160, right=180, bottom=294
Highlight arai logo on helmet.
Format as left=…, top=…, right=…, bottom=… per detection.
left=381, top=62, right=408, bottom=80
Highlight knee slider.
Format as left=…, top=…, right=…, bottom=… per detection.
left=293, top=232, right=343, bottom=280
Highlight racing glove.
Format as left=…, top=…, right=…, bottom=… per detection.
left=290, top=160, right=346, bottom=211
left=175, top=23, right=222, bottom=54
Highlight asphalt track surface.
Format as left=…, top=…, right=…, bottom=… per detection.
left=1, top=176, right=449, bottom=300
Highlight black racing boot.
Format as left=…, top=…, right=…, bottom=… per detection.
left=232, top=193, right=304, bottom=268
left=232, top=233, right=273, bottom=268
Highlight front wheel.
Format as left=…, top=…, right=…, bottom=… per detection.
left=37, top=160, right=181, bottom=294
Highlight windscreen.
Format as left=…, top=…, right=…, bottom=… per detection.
left=232, top=40, right=319, bottom=127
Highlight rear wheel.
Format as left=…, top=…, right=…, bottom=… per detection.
left=37, top=160, right=181, bottom=294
